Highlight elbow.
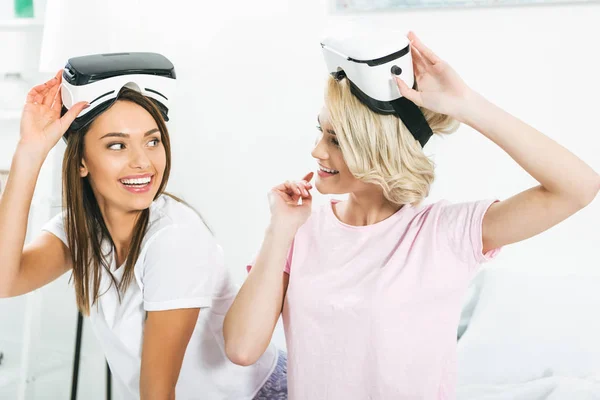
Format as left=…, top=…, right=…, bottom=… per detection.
left=223, top=327, right=263, bottom=367
left=0, top=284, right=14, bottom=299
left=0, top=269, right=20, bottom=299
left=224, top=339, right=262, bottom=367
left=579, top=174, right=600, bottom=208
left=226, top=349, right=258, bottom=367
left=223, top=315, right=262, bottom=366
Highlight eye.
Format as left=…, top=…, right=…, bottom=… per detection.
left=316, top=125, right=323, bottom=132
left=108, top=143, right=125, bottom=150
left=148, top=138, right=161, bottom=147
left=330, top=137, right=340, bottom=147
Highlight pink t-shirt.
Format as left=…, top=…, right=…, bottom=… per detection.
left=278, top=199, right=500, bottom=400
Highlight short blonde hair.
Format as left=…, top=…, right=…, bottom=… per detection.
left=325, top=76, right=459, bottom=206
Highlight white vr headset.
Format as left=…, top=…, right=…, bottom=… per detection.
left=321, top=34, right=433, bottom=147
left=60, top=52, right=176, bottom=138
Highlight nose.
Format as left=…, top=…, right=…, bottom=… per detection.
left=129, top=145, right=151, bottom=170
left=311, top=135, right=329, bottom=161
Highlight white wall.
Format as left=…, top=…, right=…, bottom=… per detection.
left=156, top=0, right=600, bottom=281
left=1, top=0, right=599, bottom=398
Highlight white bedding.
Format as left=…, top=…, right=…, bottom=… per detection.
left=456, top=268, right=600, bottom=399
left=458, top=376, right=600, bottom=400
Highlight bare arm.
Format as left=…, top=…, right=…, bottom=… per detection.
left=140, top=308, right=199, bottom=400
left=462, top=94, right=600, bottom=253
left=0, top=72, right=85, bottom=298
left=223, top=173, right=313, bottom=366
left=5, top=230, right=73, bottom=298
left=0, top=148, right=50, bottom=297
left=223, top=225, right=292, bottom=366
left=396, top=32, right=599, bottom=255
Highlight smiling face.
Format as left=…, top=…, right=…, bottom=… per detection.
left=79, top=99, right=167, bottom=213
left=312, top=107, right=371, bottom=196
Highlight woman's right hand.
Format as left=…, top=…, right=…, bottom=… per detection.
left=268, top=172, right=314, bottom=233
left=18, top=70, right=88, bottom=158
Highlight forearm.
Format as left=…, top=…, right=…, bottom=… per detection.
left=140, top=381, right=175, bottom=400
left=0, top=145, right=44, bottom=296
left=140, top=384, right=175, bottom=400
left=140, top=309, right=199, bottom=400
left=223, top=222, right=294, bottom=366
left=458, top=91, right=600, bottom=204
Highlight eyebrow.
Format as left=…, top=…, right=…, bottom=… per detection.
left=316, top=116, right=336, bottom=136
left=100, top=128, right=160, bottom=140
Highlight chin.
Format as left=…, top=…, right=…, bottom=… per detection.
left=125, top=193, right=156, bottom=211
left=315, top=180, right=330, bottom=194
left=315, top=180, right=346, bottom=196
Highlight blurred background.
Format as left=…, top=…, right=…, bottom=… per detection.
left=0, top=0, right=598, bottom=399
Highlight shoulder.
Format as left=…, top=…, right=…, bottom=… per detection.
left=429, top=198, right=499, bottom=225
left=408, top=198, right=495, bottom=221
left=146, top=195, right=211, bottom=238
left=139, top=195, right=216, bottom=259
left=41, top=209, right=68, bottom=245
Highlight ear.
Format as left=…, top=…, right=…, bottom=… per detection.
left=79, top=159, right=89, bottom=178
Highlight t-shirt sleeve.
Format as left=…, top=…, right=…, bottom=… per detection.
left=437, top=199, right=502, bottom=266
left=41, top=212, right=68, bottom=246
left=246, top=239, right=294, bottom=275
left=141, top=223, right=220, bottom=312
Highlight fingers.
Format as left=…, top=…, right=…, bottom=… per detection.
left=296, top=189, right=312, bottom=206
left=410, top=45, right=428, bottom=77
left=51, top=85, right=63, bottom=114
left=273, top=188, right=294, bottom=204
left=297, top=177, right=312, bottom=196
left=288, top=180, right=311, bottom=198
left=295, top=172, right=314, bottom=199
left=43, top=77, right=61, bottom=107
left=26, top=74, right=61, bottom=105
left=394, top=77, right=423, bottom=107
left=273, top=177, right=313, bottom=204
left=301, top=171, right=314, bottom=183
left=273, top=184, right=300, bottom=206
left=26, top=86, right=46, bottom=105
left=56, top=101, right=89, bottom=133
left=408, top=31, right=441, bottom=65
left=273, top=181, right=300, bottom=200
left=273, top=188, right=312, bottom=207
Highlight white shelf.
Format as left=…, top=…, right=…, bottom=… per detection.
left=0, top=19, right=44, bottom=30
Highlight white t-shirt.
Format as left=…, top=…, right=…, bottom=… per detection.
left=43, top=195, right=278, bottom=400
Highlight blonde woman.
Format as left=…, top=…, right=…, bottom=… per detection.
left=223, top=32, right=600, bottom=399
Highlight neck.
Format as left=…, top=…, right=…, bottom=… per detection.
left=98, top=203, right=141, bottom=267
left=335, top=188, right=403, bottom=226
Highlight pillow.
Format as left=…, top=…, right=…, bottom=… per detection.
left=457, top=267, right=600, bottom=385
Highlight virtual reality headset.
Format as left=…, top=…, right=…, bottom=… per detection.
left=60, top=52, right=176, bottom=137
left=321, top=34, right=433, bottom=147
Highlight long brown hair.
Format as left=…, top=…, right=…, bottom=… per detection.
left=62, top=89, right=172, bottom=315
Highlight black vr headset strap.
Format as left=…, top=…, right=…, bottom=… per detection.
left=390, top=97, right=433, bottom=148
left=340, top=72, right=433, bottom=148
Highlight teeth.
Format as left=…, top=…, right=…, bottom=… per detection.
left=320, top=167, right=339, bottom=174
left=121, top=177, right=151, bottom=185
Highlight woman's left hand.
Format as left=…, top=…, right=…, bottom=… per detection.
left=394, top=31, right=474, bottom=121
